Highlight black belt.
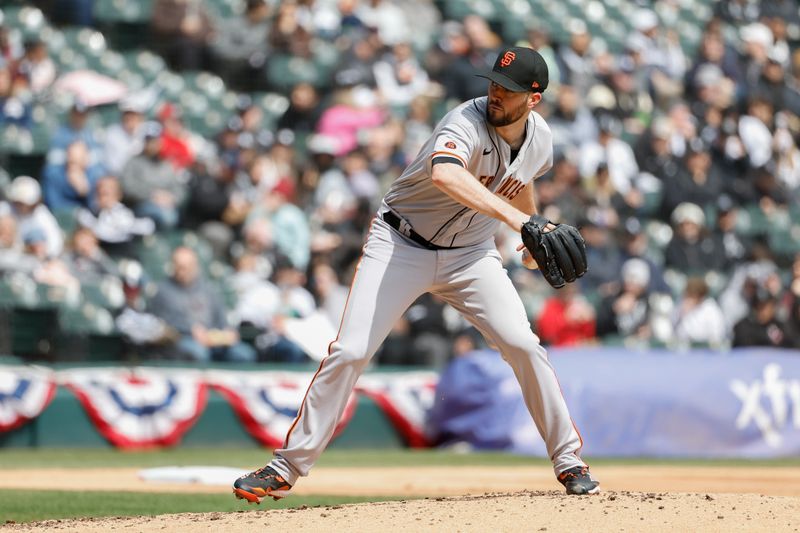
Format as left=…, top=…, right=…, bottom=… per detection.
left=382, top=211, right=459, bottom=251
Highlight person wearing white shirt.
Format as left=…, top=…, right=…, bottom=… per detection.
left=0, top=176, right=63, bottom=258
left=673, top=277, right=728, bottom=349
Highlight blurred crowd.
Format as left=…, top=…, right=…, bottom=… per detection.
left=1, top=0, right=800, bottom=365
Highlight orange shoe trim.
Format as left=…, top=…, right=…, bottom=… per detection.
left=233, top=488, right=261, bottom=503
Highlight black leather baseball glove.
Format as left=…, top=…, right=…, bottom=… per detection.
left=521, top=214, right=588, bottom=289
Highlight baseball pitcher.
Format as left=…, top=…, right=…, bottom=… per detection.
left=234, top=46, right=599, bottom=501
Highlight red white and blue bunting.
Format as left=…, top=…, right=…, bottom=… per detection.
left=356, top=372, right=438, bottom=447
left=0, top=366, right=56, bottom=432
left=207, top=370, right=358, bottom=447
left=60, top=367, right=207, bottom=448
left=1, top=366, right=439, bottom=450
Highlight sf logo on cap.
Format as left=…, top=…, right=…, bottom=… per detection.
left=500, top=51, right=516, bottom=67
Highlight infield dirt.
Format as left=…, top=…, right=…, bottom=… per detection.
left=2, top=465, right=799, bottom=532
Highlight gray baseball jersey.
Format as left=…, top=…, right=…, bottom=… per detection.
left=382, top=96, right=553, bottom=248
left=265, top=97, right=586, bottom=492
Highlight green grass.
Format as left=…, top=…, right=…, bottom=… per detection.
left=0, top=489, right=400, bottom=523
left=1, top=448, right=799, bottom=470
left=0, top=448, right=547, bottom=469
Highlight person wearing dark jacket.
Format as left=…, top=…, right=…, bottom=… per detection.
left=664, top=202, right=726, bottom=274
left=733, top=288, right=790, bottom=347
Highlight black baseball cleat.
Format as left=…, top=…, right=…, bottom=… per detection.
left=233, top=466, right=293, bottom=503
left=557, top=466, right=600, bottom=495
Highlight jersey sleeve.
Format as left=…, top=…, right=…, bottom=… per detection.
left=429, top=114, right=479, bottom=169
left=534, top=150, right=553, bottom=179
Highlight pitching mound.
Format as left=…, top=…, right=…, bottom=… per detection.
left=5, top=491, right=799, bottom=533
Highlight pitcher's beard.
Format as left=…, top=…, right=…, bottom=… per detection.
left=486, top=101, right=529, bottom=127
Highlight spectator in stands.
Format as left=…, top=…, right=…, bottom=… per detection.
left=785, top=296, right=800, bottom=349
left=373, top=41, right=436, bottom=108
left=120, top=122, right=185, bottom=229
left=535, top=153, right=585, bottom=225
left=342, top=148, right=380, bottom=202
left=719, top=243, right=780, bottom=332
left=536, top=283, right=596, bottom=347
left=150, top=0, right=212, bottom=71
left=685, top=26, right=743, bottom=102
left=230, top=252, right=280, bottom=331
left=63, top=226, right=118, bottom=283
left=618, top=217, right=670, bottom=295
left=232, top=217, right=287, bottom=280
left=12, top=38, right=55, bottom=96
left=596, top=258, right=654, bottom=342
left=157, top=103, right=195, bottom=170
left=751, top=47, right=800, bottom=115
left=633, top=117, right=680, bottom=182
left=273, top=257, right=316, bottom=319
left=714, top=1, right=760, bottom=26
left=376, top=293, right=453, bottom=367
left=431, top=20, right=492, bottom=102
left=23, top=227, right=80, bottom=295
left=76, top=176, right=155, bottom=251
left=660, top=138, right=724, bottom=219
left=733, top=287, right=789, bottom=348
left=401, top=95, right=435, bottom=166
left=711, top=194, right=750, bottom=271
left=278, top=82, right=324, bottom=134
left=230, top=253, right=306, bottom=363
left=548, top=84, right=598, bottom=157
left=356, top=0, right=411, bottom=48
left=42, top=140, right=104, bottom=214
left=231, top=153, right=280, bottom=216
left=586, top=56, right=653, bottom=137
left=210, top=0, right=272, bottom=90
left=583, top=161, right=641, bottom=226
left=630, top=8, right=686, bottom=81
left=686, top=63, right=737, bottom=123
left=577, top=217, right=624, bottom=297
left=672, top=277, right=728, bottom=349
left=115, top=259, right=179, bottom=353
left=738, top=96, right=776, bottom=170
left=316, top=87, right=386, bottom=156
left=0, top=59, right=32, bottom=130
left=0, top=213, right=30, bottom=274
left=364, top=118, right=406, bottom=183
left=773, top=112, right=800, bottom=194
left=738, top=22, right=777, bottom=93
left=784, top=254, right=800, bottom=348
left=333, top=28, right=381, bottom=89
left=556, top=20, right=596, bottom=99
left=184, top=156, right=238, bottom=258
left=246, top=183, right=311, bottom=271
left=405, top=293, right=455, bottom=368
left=149, top=246, right=256, bottom=362
left=579, top=114, right=640, bottom=196
left=47, top=102, right=104, bottom=170
left=309, top=188, right=364, bottom=275
left=0, top=176, right=63, bottom=257
left=103, top=98, right=146, bottom=176
left=664, top=202, right=725, bottom=274
left=309, top=260, right=348, bottom=327
left=267, top=0, right=311, bottom=56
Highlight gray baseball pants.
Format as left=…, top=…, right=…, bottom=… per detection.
left=269, top=217, right=586, bottom=484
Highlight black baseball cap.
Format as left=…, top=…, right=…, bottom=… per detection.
left=476, top=46, right=549, bottom=93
